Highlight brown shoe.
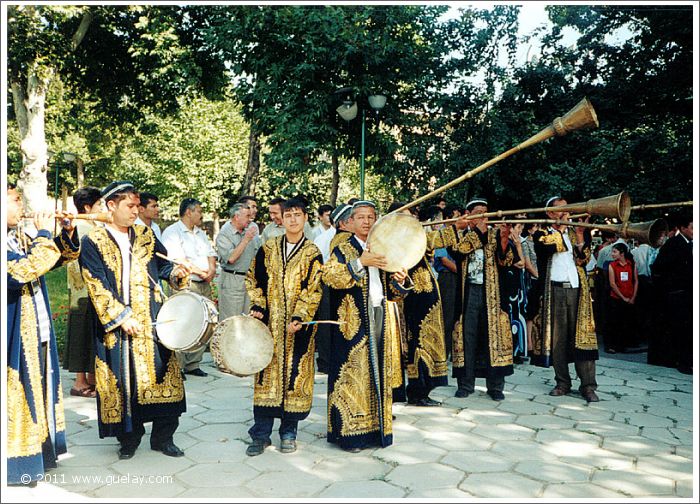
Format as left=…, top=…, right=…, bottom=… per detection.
left=549, top=386, right=570, bottom=397
left=582, top=390, right=600, bottom=403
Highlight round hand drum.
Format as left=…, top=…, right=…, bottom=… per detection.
left=156, top=290, right=218, bottom=352
left=366, top=212, right=427, bottom=272
left=211, top=315, right=274, bottom=377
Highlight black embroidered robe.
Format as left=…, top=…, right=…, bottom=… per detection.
left=79, top=224, right=187, bottom=438
left=322, top=236, right=410, bottom=450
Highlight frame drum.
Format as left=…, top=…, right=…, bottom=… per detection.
left=366, top=212, right=427, bottom=272
left=156, top=290, right=218, bottom=352
left=211, top=315, right=274, bottom=377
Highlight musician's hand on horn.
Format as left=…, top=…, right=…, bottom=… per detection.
left=454, top=214, right=470, bottom=231
left=391, top=267, right=408, bottom=285
left=33, top=211, right=55, bottom=233
left=57, top=210, right=76, bottom=237
left=575, top=215, right=589, bottom=243
left=249, top=309, right=264, bottom=320
left=359, top=250, right=388, bottom=269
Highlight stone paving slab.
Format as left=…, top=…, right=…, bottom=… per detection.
left=4, top=354, right=694, bottom=500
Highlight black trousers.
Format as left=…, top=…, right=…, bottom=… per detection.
left=437, top=270, right=458, bottom=359
left=456, top=285, right=504, bottom=394
left=117, top=416, right=179, bottom=450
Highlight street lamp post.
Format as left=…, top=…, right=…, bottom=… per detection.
left=335, top=91, right=387, bottom=199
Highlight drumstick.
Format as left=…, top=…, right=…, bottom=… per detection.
left=151, top=319, right=177, bottom=326
left=155, top=252, right=188, bottom=266
left=301, top=320, right=345, bottom=326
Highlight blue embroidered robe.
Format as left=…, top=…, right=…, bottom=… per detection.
left=7, top=228, right=79, bottom=484
left=78, top=224, right=186, bottom=438
left=322, top=236, right=410, bottom=450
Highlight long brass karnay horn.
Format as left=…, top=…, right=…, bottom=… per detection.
left=423, top=191, right=630, bottom=227
left=569, top=200, right=693, bottom=219
left=393, top=97, right=599, bottom=214
left=485, top=218, right=669, bottom=246
left=21, top=211, right=113, bottom=223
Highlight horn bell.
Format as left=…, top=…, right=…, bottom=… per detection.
left=558, top=191, right=631, bottom=221
left=619, top=219, right=668, bottom=246
left=552, top=97, right=600, bottom=136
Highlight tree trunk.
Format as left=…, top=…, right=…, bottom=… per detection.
left=212, top=211, right=220, bottom=238
left=76, top=157, right=85, bottom=189
left=241, top=128, right=261, bottom=195
left=330, top=152, right=340, bottom=206
left=11, top=65, right=54, bottom=214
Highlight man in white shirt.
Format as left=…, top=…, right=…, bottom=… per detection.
left=311, top=204, right=334, bottom=239
left=135, top=192, right=162, bottom=240
left=531, top=196, right=599, bottom=403
left=161, top=197, right=218, bottom=377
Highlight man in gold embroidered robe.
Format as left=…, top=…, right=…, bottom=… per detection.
left=386, top=202, right=466, bottom=406
left=79, top=182, right=190, bottom=459
left=529, top=197, right=599, bottom=403
left=449, top=199, right=520, bottom=401
left=7, top=186, right=79, bottom=485
left=323, top=201, right=410, bottom=452
left=245, top=198, right=324, bottom=456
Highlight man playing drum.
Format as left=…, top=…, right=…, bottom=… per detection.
left=79, top=181, right=191, bottom=460
left=245, top=197, right=324, bottom=456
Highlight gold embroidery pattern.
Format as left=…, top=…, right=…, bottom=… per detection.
left=88, top=227, right=123, bottom=297
left=7, top=237, right=60, bottom=284
left=452, top=316, right=465, bottom=367
left=381, top=303, right=393, bottom=436
left=6, top=368, right=43, bottom=458
left=410, top=301, right=448, bottom=378
left=411, top=266, right=434, bottom=294
left=322, top=240, right=361, bottom=290
left=95, top=356, right=123, bottom=423
left=328, top=337, right=379, bottom=437
left=338, top=295, right=361, bottom=340
left=538, top=229, right=567, bottom=252
left=59, top=233, right=80, bottom=261
left=484, top=228, right=513, bottom=367
left=246, top=255, right=267, bottom=311
left=386, top=301, right=404, bottom=388
left=81, top=268, right=128, bottom=329
left=453, top=230, right=484, bottom=255
left=426, top=225, right=457, bottom=252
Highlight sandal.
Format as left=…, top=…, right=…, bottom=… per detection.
left=70, top=386, right=96, bottom=398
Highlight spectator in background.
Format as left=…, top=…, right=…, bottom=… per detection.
left=651, top=213, right=693, bottom=374
left=238, top=195, right=260, bottom=232
left=631, top=235, right=661, bottom=350
left=520, top=222, right=539, bottom=354
left=161, top=197, right=218, bottom=377
left=311, top=204, right=334, bottom=239
left=136, top=192, right=162, bottom=240
left=594, top=231, right=624, bottom=353
left=433, top=245, right=458, bottom=360
left=63, top=186, right=103, bottom=398
left=607, top=243, right=639, bottom=354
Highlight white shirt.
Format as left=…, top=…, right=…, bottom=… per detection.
left=631, top=243, right=658, bottom=277
left=106, top=227, right=132, bottom=304
left=466, top=249, right=485, bottom=285
left=135, top=217, right=162, bottom=240
left=161, top=220, right=216, bottom=282
left=549, top=230, right=580, bottom=288
left=354, top=237, right=384, bottom=308
left=313, top=226, right=337, bottom=263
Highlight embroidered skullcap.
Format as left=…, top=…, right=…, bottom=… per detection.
left=465, top=198, right=488, bottom=211
left=545, top=196, right=562, bottom=208
left=330, top=203, right=352, bottom=225
left=101, top=181, right=135, bottom=200
left=351, top=200, right=376, bottom=209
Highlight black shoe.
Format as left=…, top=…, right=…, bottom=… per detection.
left=454, top=389, right=471, bottom=398
left=184, top=368, right=208, bottom=377
left=410, top=397, right=442, bottom=407
left=151, top=441, right=184, bottom=457
left=677, top=365, right=692, bottom=375
left=280, top=438, right=297, bottom=454
left=119, top=446, right=136, bottom=460
left=549, top=386, right=570, bottom=397
left=246, top=439, right=271, bottom=457
left=487, top=390, right=505, bottom=401
left=343, top=446, right=362, bottom=453
left=582, top=390, right=600, bottom=403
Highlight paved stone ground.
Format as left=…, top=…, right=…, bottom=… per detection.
left=5, top=352, right=695, bottom=500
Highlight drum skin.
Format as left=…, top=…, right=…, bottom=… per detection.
left=211, top=315, right=274, bottom=377
left=366, top=213, right=427, bottom=272
left=156, top=290, right=218, bottom=352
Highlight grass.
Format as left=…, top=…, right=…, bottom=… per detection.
left=45, top=266, right=69, bottom=360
